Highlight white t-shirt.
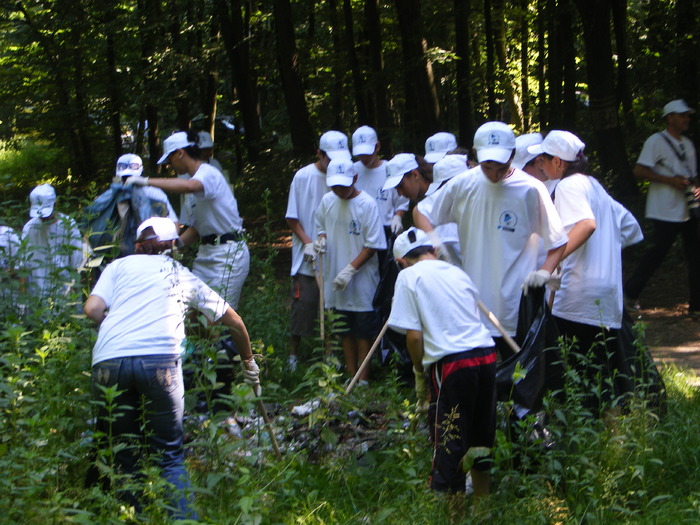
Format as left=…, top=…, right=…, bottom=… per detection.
left=552, top=174, right=642, bottom=329
left=285, top=163, right=329, bottom=277
left=417, top=188, right=461, bottom=246
left=388, top=259, right=494, bottom=368
left=0, top=226, right=20, bottom=270
left=142, top=186, right=178, bottom=223
left=638, top=131, right=697, bottom=222
left=314, top=190, right=386, bottom=311
left=90, top=254, right=229, bottom=365
left=190, top=163, right=244, bottom=236
left=354, top=160, right=409, bottom=226
left=22, top=213, right=86, bottom=296
left=418, top=167, right=568, bottom=336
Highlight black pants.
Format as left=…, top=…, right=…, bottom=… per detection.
left=624, top=218, right=700, bottom=310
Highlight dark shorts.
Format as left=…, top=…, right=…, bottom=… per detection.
left=428, top=346, right=497, bottom=493
left=334, top=309, right=381, bottom=340
left=290, top=274, right=320, bottom=337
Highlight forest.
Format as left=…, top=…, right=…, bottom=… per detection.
left=2, top=1, right=700, bottom=523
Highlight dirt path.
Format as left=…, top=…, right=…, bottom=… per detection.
left=626, top=260, right=700, bottom=385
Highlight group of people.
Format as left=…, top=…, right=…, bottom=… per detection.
left=2, top=98, right=694, bottom=519
left=285, top=98, right=697, bottom=516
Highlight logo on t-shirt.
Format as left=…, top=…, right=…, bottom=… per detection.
left=376, top=188, right=388, bottom=202
left=497, top=211, right=517, bottom=232
left=349, top=220, right=361, bottom=236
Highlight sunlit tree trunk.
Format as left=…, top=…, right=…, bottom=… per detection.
left=493, top=0, right=523, bottom=128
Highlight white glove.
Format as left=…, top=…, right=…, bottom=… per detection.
left=124, top=176, right=149, bottom=187
left=332, top=263, right=357, bottom=291
left=522, top=269, right=551, bottom=295
left=241, top=357, right=261, bottom=396
left=303, top=242, right=316, bottom=262
left=390, top=214, right=404, bottom=236
left=314, top=236, right=327, bottom=254
left=547, top=267, right=562, bottom=292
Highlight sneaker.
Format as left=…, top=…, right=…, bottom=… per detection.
left=287, top=355, right=298, bottom=371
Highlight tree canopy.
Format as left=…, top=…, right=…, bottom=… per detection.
left=0, top=0, right=698, bottom=198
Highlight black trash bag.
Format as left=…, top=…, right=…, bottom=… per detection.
left=612, top=309, right=667, bottom=413
left=496, top=287, right=563, bottom=419
left=373, top=236, right=399, bottom=312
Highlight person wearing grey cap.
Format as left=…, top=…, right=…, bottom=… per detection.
left=125, top=130, right=249, bottom=310
left=624, top=99, right=700, bottom=315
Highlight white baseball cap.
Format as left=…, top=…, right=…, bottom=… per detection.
left=326, top=158, right=356, bottom=187
left=116, top=153, right=144, bottom=178
left=662, top=99, right=695, bottom=118
left=424, top=132, right=458, bottom=163
left=474, top=122, right=516, bottom=164
left=352, top=126, right=378, bottom=156
left=393, top=227, right=433, bottom=260
left=136, top=217, right=180, bottom=242
left=158, top=132, right=196, bottom=164
left=319, top=131, right=351, bottom=161
left=425, top=155, right=467, bottom=196
left=29, top=184, right=56, bottom=219
left=512, top=133, right=544, bottom=169
left=197, top=131, right=214, bottom=149
left=383, top=153, right=419, bottom=191
left=527, top=130, right=585, bottom=162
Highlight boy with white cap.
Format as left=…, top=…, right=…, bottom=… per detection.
left=352, top=125, right=408, bottom=239
left=387, top=226, right=495, bottom=512
left=414, top=122, right=568, bottom=359
left=424, top=132, right=459, bottom=164
left=196, top=131, right=224, bottom=172
left=625, top=99, right=700, bottom=314
left=314, top=158, right=386, bottom=383
left=382, top=153, right=432, bottom=203
left=284, top=130, right=350, bottom=369
left=22, top=184, right=86, bottom=300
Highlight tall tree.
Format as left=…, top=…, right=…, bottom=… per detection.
left=574, top=0, right=637, bottom=195
left=454, top=0, right=475, bottom=145
left=363, top=0, right=391, bottom=152
left=343, top=0, right=369, bottom=124
left=492, top=0, right=523, bottom=128
left=271, top=0, right=315, bottom=156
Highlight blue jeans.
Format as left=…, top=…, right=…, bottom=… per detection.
left=92, top=355, right=197, bottom=519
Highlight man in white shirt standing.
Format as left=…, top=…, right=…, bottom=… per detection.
left=625, top=99, right=700, bottom=315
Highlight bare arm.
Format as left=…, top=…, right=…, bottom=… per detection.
left=84, top=295, right=108, bottom=324
left=147, top=177, right=205, bottom=194
left=633, top=163, right=688, bottom=190
left=179, top=227, right=200, bottom=247
left=350, top=247, right=377, bottom=270
left=406, top=329, right=425, bottom=370
left=541, top=243, right=567, bottom=274
left=412, top=206, right=435, bottom=232
left=561, top=219, right=596, bottom=260
left=216, top=306, right=253, bottom=361
left=286, top=217, right=312, bottom=245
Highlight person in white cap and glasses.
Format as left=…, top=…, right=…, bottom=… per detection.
left=21, top=183, right=86, bottom=301
left=352, top=125, right=409, bottom=241
left=529, top=130, right=643, bottom=415
left=284, top=130, right=350, bottom=370
left=84, top=217, right=259, bottom=520
left=624, top=99, right=700, bottom=315
left=314, top=157, right=386, bottom=384
left=410, top=154, right=468, bottom=264
left=387, top=226, right=495, bottom=518
left=125, top=130, right=249, bottom=309
left=414, top=122, right=568, bottom=359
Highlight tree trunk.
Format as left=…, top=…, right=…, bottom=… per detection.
left=484, top=0, right=498, bottom=120
left=328, top=0, right=345, bottom=129
left=454, top=0, right=475, bottom=146
left=560, top=0, right=577, bottom=128
left=536, top=0, right=547, bottom=129
left=343, top=0, right=369, bottom=124
left=364, top=0, right=392, bottom=152
left=138, top=0, right=162, bottom=174
left=546, top=0, right=564, bottom=128
left=216, top=0, right=262, bottom=160
left=519, top=0, right=530, bottom=130
left=492, top=0, right=523, bottom=128
left=393, top=0, right=440, bottom=148
left=574, top=0, right=637, bottom=196
left=676, top=0, right=699, bottom=116
left=271, top=0, right=316, bottom=156
left=612, top=0, right=634, bottom=129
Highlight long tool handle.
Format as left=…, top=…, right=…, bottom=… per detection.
left=257, top=398, right=282, bottom=460
left=476, top=300, right=521, bottom=354
left=316, top=256, right=325, bottom=347
left=345, top=320, right=389, bottom=394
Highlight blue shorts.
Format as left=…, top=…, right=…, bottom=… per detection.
left=334, top=309, right=380, bottom=340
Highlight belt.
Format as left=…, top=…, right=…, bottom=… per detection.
left=200, top=231, right=244, bottom=245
